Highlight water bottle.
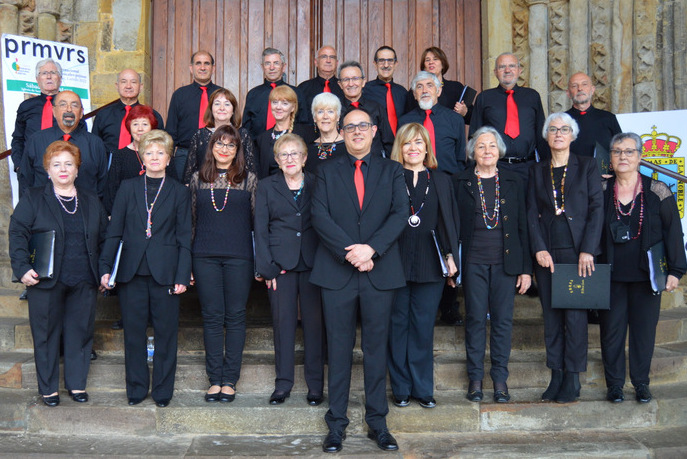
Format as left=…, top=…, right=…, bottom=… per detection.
left=147, top=336, right=155, bottom=363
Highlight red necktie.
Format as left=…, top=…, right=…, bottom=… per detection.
left=504, top=89, right=520, bottom=139
left=385, top=83, right=398, bottom=135
left=351, top=101, right=360, bottom=108
left=41, top=95, right=53, bottom=129
left=118, top=105, right=132, bottom=149
left=266, top=82, right=277, bottom=130
left=323, top=79, right=331, bottom=93
left=63, top=134, right=71, bottom=142
left=423, top=110, right=436, bottom=156
left=354, top=160, right=365, bottom=209
left=198, top=86, right=208, bottom=128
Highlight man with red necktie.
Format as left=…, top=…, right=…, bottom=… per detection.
left=91, top=69, right=164, bottom=158
left=297, top=45, right=345, bottom=124
left=11, top=59, right=63, bottom=178
left=166, top=50, right=222, bottom=180
left=20, top=90, right=108, bottom=199
left=565, top=72, right=621, bottom=159
left=242, top=48, right=306, bottom=140
left=469, top=52, right=547, bottom=182
left=362, top=46, right=408, bottom=139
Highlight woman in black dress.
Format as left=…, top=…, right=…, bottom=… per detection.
left=527, top=112, right=604, bottom=403
left=254, top=133, right=324, bottom=406
left=10, top=141, right=108, bottom=406
left=307, top=92, right=347, bottom=171
left=599, top=132, right=686, bottom=404
left=189, top=124, right=258, bottom=403
left=387, top=122, right=459, bottom=409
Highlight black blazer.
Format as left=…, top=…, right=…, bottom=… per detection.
left=99, top=175, right=192, bottom=286
left=254, top=172, right=319, bottom=280
left=310, top=153, right=409, bottom=290
left=456, top=168, right=531, bottom=276
left=600, top=175, right=687, bottom=279
left=527, top=153, right=604, bottom=256
left=9, top=184, right=107, bottom=289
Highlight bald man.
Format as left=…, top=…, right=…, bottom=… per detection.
left=92, top=69, right=164, bottom=155
left=297, top=46, right=346, bottom=123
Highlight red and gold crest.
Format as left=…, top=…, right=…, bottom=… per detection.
left=641, top=126, right=684, bottom=217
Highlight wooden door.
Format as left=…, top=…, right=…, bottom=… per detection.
left=151, top=0, right=481, bottom=120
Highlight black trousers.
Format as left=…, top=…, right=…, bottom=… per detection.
left=119, top=275, right=179, bottom=402
left=599, top=280, right=661, bottom=388
left=463, top=263, right=516, bottom=383
left=388, top=280, right=443, bottom=399
left=534, top=247, right=588, bottom=372
left=193, top=256, right=253, bottom=387
left=267, top=270, right=324, bottom=393
left=27, top=281, right=97, bottom=395
left=322, top=273, right=395, bottom=433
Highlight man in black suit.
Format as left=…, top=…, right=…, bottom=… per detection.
left=311, top=108, right=408, bottom=453
left=297, top=45, right=345, bottom=123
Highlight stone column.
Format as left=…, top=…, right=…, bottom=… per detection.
left=613, top=0, right=633, bottom=113
left=675, top=0, right=687, bottom=110
left=568, top=0, right=588, bottom=75
left=527, top=0, right=548, bottom=115
left=481, top=0, right=513, bottom=89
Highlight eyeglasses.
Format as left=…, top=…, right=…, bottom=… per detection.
left=375, top=58, right=396, bottom=65
left=277, top=152, right=303, bottom=160
left=340, top=77, right=364, bottom=84
left=496, top=63, right=519, bottom=71
left=39, top=71, right=59, bottom=77
left=610, top=149, right=640, bottom=157
left=57, top=102, right=81, bottom=110
left=214, top=141, right=237, bottom=150
left=317, top=54, right=337, bottom=60
left=342, top=122, right=372, bottom=133
left=547, top=126, right=572, bottom=135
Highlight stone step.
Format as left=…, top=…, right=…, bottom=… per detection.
left=1, top=383, right=685, bottom=439
left=11, top=342, right=687, bottom=395
left=9, top=305, right=687, bottom=354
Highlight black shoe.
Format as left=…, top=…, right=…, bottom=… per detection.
left=635, top=384, right=652, bottom=403
left=42, top=394, right=60, bottom=407
left=19, top=289, right=28, bottom=300
left=493, top=390, right=511, bottom=403
left=111, top=319, right=123, bottom=330
left=416, top=396, right=436, bottom=408
left=367, top=428, right=399, bottom=451
left=542, top=369, right=563, bottom=401
left=155, top=399, right=170, bottom=407
left=466, top=380, right=483, bottom=402
left=307, top=392, right=323, bottom=406
left=90, top=350, right=98, bottom=361
left=393, top=395, right=410, bottom=407
left=220, top=384, right=236, bottom=403
left=128, top=397, right=145, bottom=405
left=269, top=390, right=290, bottom=405
left=205, top=390, right=221, bottom=402
left=322, top=430, right=345, bottom=453
left=440, top=312, right=464, bottom=326
left=555, top=371, right=579, bottom=403
left=606, top=385, right=624, bottom=403
left=68, top=390, right=88, bottom=403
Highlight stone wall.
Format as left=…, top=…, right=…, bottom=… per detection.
left=482, top=0, right=687, bottom=115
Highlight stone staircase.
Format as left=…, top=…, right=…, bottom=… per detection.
left=1, top=283, right=687, bottom=458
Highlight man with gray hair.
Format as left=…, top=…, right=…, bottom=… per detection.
left=338, top=61, right=392, bottom=155
left=243, top=47, right=305, bottom=140
left=297, top=45, right=345, bottom=123
left=91, top=68, right=164, bottom=155
left=11, top=58, right=63, bottom=174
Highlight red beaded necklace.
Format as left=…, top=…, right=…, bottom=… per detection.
left=613, top=174, right=644, bottom=240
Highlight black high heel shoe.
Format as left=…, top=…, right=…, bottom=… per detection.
left=42, top=394, right=60, bottom=407
left=68, top=390, right=89, bottom=403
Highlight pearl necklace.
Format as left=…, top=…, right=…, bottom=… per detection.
left=210, top=172, right=231, bottom=212
left=54, top=191, right=78, bottom=215
left=475, top=169, right=500, bottom=229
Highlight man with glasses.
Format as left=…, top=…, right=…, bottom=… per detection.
left=242, top=48, right=306, bottom=140
left=311, top=108, right=407, bottom=453
left=297, top=46, right=345, bottom=123
left=11, top=59, right=63, bottom=178
left=20, top=90, right=108, bottom=198
left=362, top=46, right=408, bottom=138
left=469, top=52, right=547, bottom=181
left=338, top=61, right=392, bottom=155
left=565, top=72, right=621, bottom=158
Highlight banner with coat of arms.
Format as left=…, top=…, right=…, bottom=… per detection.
left=617, top=110, right=687, bottom=237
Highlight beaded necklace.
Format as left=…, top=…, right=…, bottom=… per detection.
left=271, top=128, right=288, bottom=140
left=550, top=162, right=568, bottom=215
left=613, top=175, right=644, bottom=240
left=210, top=172, right=231, bottom=212
left=475, top=169, right=500, bottom=229
left=54, top=191, right=78, bottom=215
left=144, top=175, right=165, bottom=239
left=317, top=141, right=337, bottom=160
left=132, top=145, right=145, bottom=175
left=286, top=175, right=305, bottom=201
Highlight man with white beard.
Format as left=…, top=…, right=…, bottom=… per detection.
left=565, top=72, right=621, bottom=158
left=398, top=71, right=466, bottom=175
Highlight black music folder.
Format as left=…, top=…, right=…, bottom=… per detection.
left=13, top=230, right=55, bottom=281
left=430, top=229, right=450, bottom=277
left=107, top=240, right=124, bottom=288
left=647, top=240, right=668, bottom=294
left=551, top=263, right=610, bottom=309
left=459, top=85, right=478, bottom=106
left=595, top=141, right=611, bottom=176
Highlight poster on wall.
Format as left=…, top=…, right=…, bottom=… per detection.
left=1, top=33, right=91, bottom=205
left=617, top=110, right=687, bottom=237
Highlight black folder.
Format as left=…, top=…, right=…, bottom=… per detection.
left=430, top=229, right=450, bottom=277
left=459, top=85, right=478, bottom=106
left=107, top=240, right=124, bottom=288
left=647, top=240, right=668, bottom=294
left=594, top=142, right=611, bottom=176
left=13, top=230, right=56, bottom=281
left=551, top=263, right=610, bottom=309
